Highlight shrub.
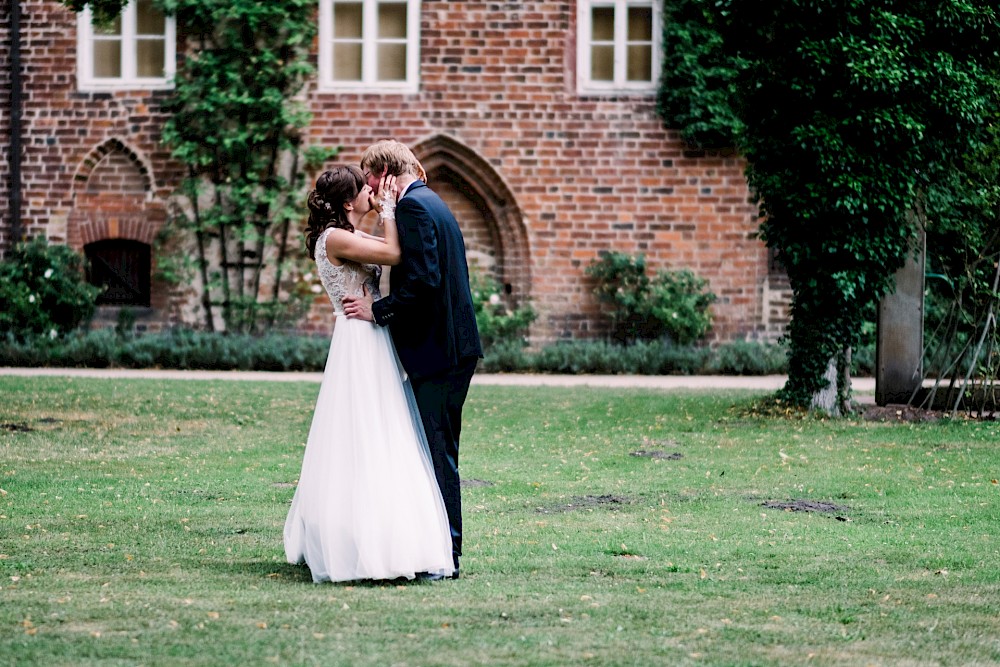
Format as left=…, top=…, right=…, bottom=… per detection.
left=469, top=267, right=536, bottom=351
left=586, top=251, right=716, bottom=345
left=0, top=328, right=333, bottom=372
left=706, top=340, right=789, bottom=375
left=645, top=268, right=717, bottom=345
left=479, top=339, right=532, bottom=373
left=1, top=328, right=796, bottom=377
left=584, top=251, right=651, bottom=343
left=528, top=340, right=711, bottom=375
left=0, top=237, right=101, bottom=341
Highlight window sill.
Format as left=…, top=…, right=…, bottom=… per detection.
left=77, top=81, right=175, bottom=93
left=315, top=82, right=420, bottom=95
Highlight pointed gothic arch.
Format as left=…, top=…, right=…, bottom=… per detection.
left=73, top=137, right=156, bottom=196
left=411, top=134, right=532, bottom=305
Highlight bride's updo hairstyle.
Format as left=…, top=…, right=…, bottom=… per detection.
left=305, top=165, right=366, bottom=260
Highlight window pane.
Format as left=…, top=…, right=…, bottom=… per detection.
left=377, top=43, right=407, bottom=80
left=590, top=44, right=614, bottom=81
left=627, top=6, right=652, bottom=41
left=626, top=44, right=652, bottom=81
left=591, top=6, right=614, bottom=41
left=136, top=39, right=165, bottom=77
left=93, top=41, right=122, bottom=77
left=378, top=3, right=407, bottom=39
left=136, top=0, right=165, bottom=35
left=333, top=43, right=363, bottom=80
left=333, top=3, right=363, bottom=39
left=93, top=14, right=122, bottom=36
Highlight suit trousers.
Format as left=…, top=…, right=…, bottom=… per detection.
left=409, top=358, right=477, bottom=570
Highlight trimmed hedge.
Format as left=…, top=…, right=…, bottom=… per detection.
left=0, top=328, right=875, bottom=377
left=1, top=329, right=331, bottom=372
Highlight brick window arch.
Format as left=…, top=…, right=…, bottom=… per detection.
left=86, top=239, right=152, bottom=306
left=68, top=139, right=164, bottom=252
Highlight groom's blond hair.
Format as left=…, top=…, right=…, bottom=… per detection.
left=361, top=140, right=427, bottom=182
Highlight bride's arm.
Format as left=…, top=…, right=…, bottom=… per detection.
left=325, top=215, right=400, bottom=266
left=325, top=176, right=400, bottom=265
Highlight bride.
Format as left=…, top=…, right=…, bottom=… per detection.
left=283, top=165, right=455, bottom=582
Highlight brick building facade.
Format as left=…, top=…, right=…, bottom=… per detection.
left=2, top=1, right=791, bottom=343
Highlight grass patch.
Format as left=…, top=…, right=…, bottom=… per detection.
left=1, top=377, right=998, bottom=666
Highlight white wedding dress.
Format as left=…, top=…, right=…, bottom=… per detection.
left=283, top=227, right=455, bottom=582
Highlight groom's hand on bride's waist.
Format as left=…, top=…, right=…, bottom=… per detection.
left=342, top=290, right=375, bottom=322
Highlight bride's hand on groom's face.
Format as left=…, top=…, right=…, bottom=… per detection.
left=378, top=173, right=396, bottom=201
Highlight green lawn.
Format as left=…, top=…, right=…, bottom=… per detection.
left=1, top=376, right=998, bottom=666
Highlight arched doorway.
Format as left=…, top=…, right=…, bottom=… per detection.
left=412, top=135, right=531, bottom=307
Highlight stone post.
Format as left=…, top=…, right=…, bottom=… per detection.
left=875, top=233, right=925, bottom=406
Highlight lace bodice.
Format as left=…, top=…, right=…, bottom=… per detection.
left=316, top=227, right=382, bottom=315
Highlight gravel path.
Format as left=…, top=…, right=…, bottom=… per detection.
left=0, top=366, right=876, bottom=392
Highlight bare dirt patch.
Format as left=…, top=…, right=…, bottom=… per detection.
left=762, top=499, right=851, bottom=520
left=862, top=404, right=941, bottom=423
left=536, top=494, right=632, bottom=514
left=630, top=450, right=683, bottom=460
left=1, top=422, right=33, bottom=432
left=461, top=478, right=494, bottom=488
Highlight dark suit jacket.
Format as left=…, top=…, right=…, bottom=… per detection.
left=372, top=181, right=483, bottom=379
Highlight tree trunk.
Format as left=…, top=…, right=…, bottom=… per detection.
left=809, top=356, right=841, bottom=415
left=807, top=346, right=852, bottom=416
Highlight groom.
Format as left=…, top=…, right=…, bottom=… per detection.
left=343, top=139, right=483, bottom=580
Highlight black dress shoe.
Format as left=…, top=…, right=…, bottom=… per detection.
left=416, top=570, right=459, bottom=581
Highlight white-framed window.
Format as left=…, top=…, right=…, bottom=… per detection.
left=577, top=0, right=661, bottom=94
left=317, top=0, right=421, bottom=94
left=77, top=0, right=176, bottom=91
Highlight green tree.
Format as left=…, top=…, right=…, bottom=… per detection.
left=659, top=0, right=1000, bottom=412
left=158, top=0, right=335, bottom=333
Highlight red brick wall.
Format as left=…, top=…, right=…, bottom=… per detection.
left=4, top=1, right=777, bottom=344
left=0, top=0, right=14, bottom=253
left=304, top=2, right=769, bottom=342
left=3, top=1, right=183, bottom=332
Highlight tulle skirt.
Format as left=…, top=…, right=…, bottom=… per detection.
left=283, top=316, right=455, bottom=582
